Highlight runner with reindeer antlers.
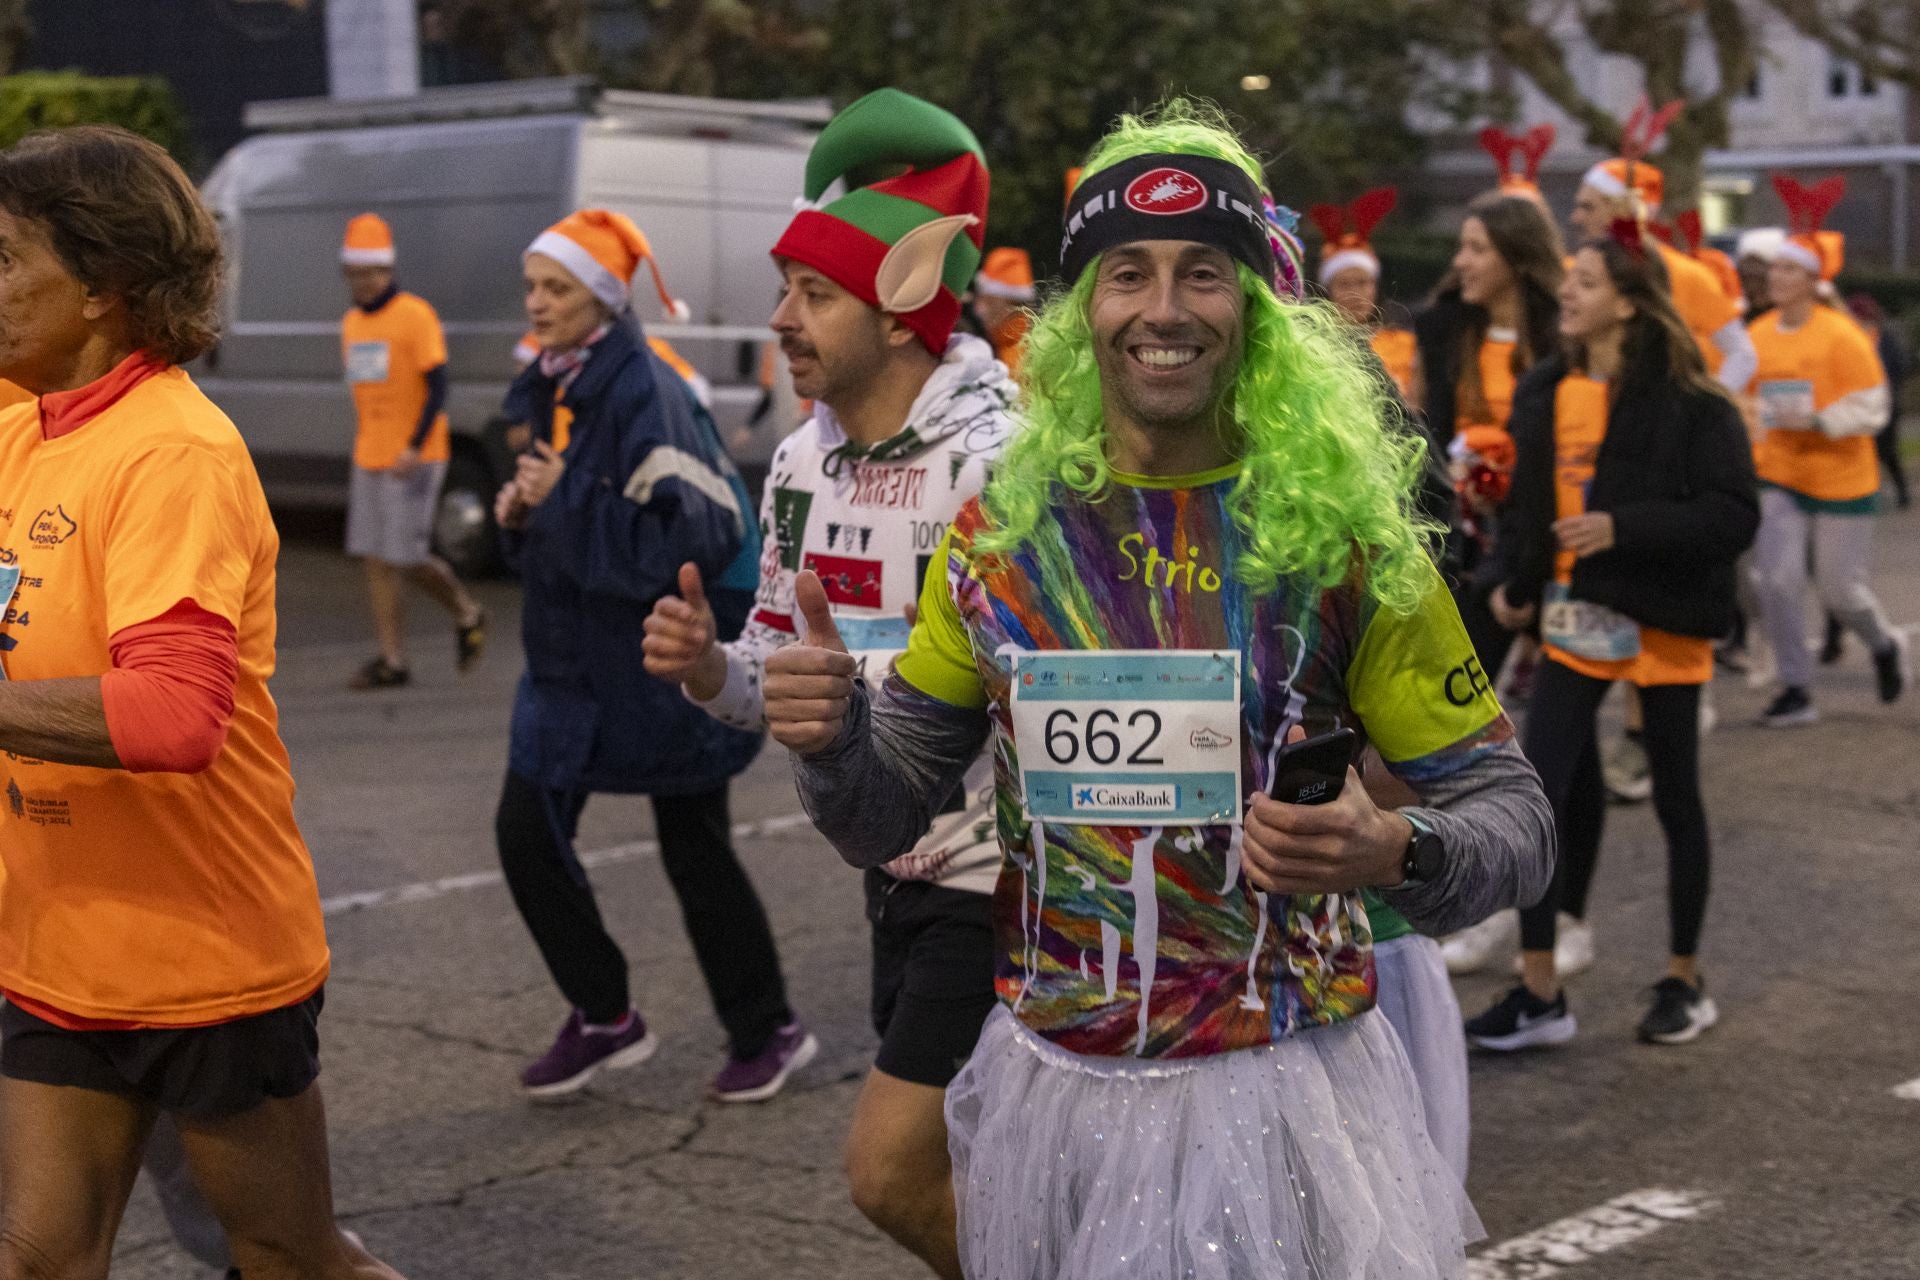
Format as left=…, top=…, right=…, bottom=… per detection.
left=1479, top=122, right=1557, bottom=208
left=1747, top=174, right=1910, bottom=726
left=1311, top=188, right=1417, bottom=400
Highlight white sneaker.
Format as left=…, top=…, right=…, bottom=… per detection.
left=1440, top=909, right=1519, bottom=975
left=1511, top=914, right=1595, bottom=979
left=1602, top=735, right=1652, bottom=803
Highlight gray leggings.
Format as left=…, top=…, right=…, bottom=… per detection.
left=1752, top=486, right=1896, bottom=690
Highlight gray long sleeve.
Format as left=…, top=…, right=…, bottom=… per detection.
left=792, top=673, right=991, bottom=869
left=1380, top=737, right=1555, bottom=936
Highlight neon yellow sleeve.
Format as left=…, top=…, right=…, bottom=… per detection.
left=894, top=526, right=989, bottom=710
left=1347, top=562, right=1511, bottom=781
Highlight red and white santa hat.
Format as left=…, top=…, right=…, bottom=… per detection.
left=974, top=247, right=1035, bottom=301
left=1772, top=174, right=1847, bottom=280
left=525, top=209, right=690, bottom=321
left=341, top=213, right=396, bottom=266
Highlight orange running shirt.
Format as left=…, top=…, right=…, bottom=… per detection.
left=0, top=382, right=32, bottom=410
left=1543, top=376, right=1712, bottom=687
left=1462, top=334, right=1518, bottom=431
left=1747, top=307, right=1885, bottom=503
left=1658, top=243, right=1740, bottom=376
left=0, top=368, right=330, bottom=1024
left=1370, top=328, right=1417, bottom=401
left=341, top=291, right=451, bottom=470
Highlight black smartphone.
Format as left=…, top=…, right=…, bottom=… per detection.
left=1268, top=727, right=1358, bottom=806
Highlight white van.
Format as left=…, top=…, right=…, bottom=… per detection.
left=195, top=78, right=821, bottom=573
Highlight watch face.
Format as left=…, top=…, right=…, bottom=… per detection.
left=1410, top=831, right=1445, bottom=881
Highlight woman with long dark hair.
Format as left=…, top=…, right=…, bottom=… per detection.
left=1465, top=230, right=1758, bottom=1051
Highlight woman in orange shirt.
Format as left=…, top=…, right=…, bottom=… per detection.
left=1468, top=231, right=1757, bottom=1050
left=0, top=128, right=403, bottom=1276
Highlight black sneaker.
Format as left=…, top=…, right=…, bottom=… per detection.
left=1759, top=686, right=1817, bottom=727
left=1872, top=632, right=1910, bottom=705
left=349, top=657, right=411, bottom=690
left=1638, top=976, right=1718, bottom=1044
left=1819, top=614, right=1845, bottom=665
left=1465, top=985, right=1577, bottom=1052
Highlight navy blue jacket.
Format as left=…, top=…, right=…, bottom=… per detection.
left=504, top=320, right=762, bottom=794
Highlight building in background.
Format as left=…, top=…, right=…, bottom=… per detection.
left=1419, top=3, right=1920, bottom=269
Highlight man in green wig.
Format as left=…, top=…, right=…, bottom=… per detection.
left=759, top=99, right=1555, bottom=1278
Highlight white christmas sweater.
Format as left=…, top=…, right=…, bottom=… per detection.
left=693, top=334, right=1014, bottom=893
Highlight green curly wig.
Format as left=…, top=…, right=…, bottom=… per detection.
left=975, top=99, right=1440, bottom=613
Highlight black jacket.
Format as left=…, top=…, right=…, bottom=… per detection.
left=1500, top=354, right=1759, bottom=640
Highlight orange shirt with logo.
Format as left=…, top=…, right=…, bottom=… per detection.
left=1658, top=243, right=1740, bottom=376
left=341, top=291, right=451, bottom=470
left=1370, top=328, right=1417, bottom=401
left=1543, top=376, right=1712, bottom=686
left=0, top=368, right=330, bottom=1025
left=1747, top=307, right=1885, bottom=503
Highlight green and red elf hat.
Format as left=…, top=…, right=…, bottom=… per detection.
left=772, top=89, right=990, bottom=355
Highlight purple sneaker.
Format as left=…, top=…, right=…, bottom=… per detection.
left=710, top=1021, right=818, bottom=1104
left=521, top=1008, right=658, bottom=1100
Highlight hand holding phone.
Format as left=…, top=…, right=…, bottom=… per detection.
left=1267, top=726, right=1358, bottom=807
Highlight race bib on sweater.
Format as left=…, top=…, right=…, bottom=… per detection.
left=1012, top=649, right=1242, bottom=825
left=1542, top=582, right=1641, bottom=662
left=345, top=341, right=392, bottom=385
left=1757, top=379, right=1815, bottom=430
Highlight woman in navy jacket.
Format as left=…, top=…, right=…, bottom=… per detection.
left=496, top=210, right=811, bottom=1104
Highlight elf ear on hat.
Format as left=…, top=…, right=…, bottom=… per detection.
left=1479, top=123, right=1556, bottom=198
left=342, top=213, right=396, bottom=266
left=1309, top=187, right=1396, bottom=287
left=526, top=209, right=690, bottom=322
left=1581, top=98, right=1683, bottom=212
left=975, top=247, right=1035, bottom=302
left=772, top=88, right=990, bottom=355
left=1772, top=174, right=1847, bottom=279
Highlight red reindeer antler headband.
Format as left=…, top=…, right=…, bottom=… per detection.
left=1772, top=173, right=1847, bottom=278
left=1479, top=123, right=1556, bottom=192
left=1312, top=187, right=1397, bottom=286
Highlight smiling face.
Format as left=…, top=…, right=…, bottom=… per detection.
left=1089, top=240, right=1244, bottom=437
left=523, top=252, right=611, bottom=351
left=1453, top=216, right=1517, bottom=308
left=1558, top=247, right=1635, bottom=345
left=769, top=260, right=899, bottom=404
left=0, top=207, right=100, bottom=392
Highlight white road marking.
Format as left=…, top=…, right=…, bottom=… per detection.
left=1467, top=1187, right=1716, bottom=1279
left=321, top=812, right=817, bottom=916
left=1892, top=1076, right=1920, bottom=1102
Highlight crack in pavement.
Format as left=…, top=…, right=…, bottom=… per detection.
left=327, top=1012, right=529, bottom=1060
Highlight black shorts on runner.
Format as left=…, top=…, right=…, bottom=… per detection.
left=0, top=987, right=324, bottom=1119
left=866, top=868, right=997, bottom=1089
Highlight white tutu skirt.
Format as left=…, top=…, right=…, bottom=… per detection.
left=946, top=1006, right=1482, bottom=1280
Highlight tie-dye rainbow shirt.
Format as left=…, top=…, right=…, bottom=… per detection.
left=896, top=464, right=1512, bottom=1059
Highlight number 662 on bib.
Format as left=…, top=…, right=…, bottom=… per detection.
left=1009, top=650, right=1243, bottom=826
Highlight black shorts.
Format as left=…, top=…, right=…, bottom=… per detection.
left=866, top=868, right=997, bottom=1088
left=0, top=988, right=324, bottom=1119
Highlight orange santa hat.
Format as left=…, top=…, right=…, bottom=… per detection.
left=1309, top=187, right=1396, bottom=287
left=974, top=247, right=1035, bottom=302
left=525, top=209, right=690, bottom=321
left=1772, top=174, right=1846, bottom=280
left=1580, top=98, right=1684, bottom=211
left=341, top=213, right=396, bottom=266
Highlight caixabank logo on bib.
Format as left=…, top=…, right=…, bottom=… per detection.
left=1124, top=168, right=1208, bottom=216
left=1072, top=783, right=1179, bottom=812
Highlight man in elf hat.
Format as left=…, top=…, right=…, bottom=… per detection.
left=493, top=208, right=802, bottom=1105
left=970, top=246, right=1035, bottom=374
left=339, top=213, right=487, bottom=689
left=643, top=89, right=1015, bottom=1278
left=761, top=98, right=1552, bottom=1277
left=1747, top=175, right=1908, bottom=724
left=1567, top=105, right=1757, bottom=392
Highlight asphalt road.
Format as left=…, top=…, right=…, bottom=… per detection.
left=110, top=502, right=1920, bottom=1279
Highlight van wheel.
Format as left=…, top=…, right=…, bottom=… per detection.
left=435, top=448, right=502, bottom=579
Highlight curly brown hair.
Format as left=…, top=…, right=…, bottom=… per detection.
left=0, top=126, right=223, bottom=364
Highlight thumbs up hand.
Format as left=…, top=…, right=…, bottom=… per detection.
left=764, top=569, right=858, bottom=755
left=643, top=562, right=727, bottom=699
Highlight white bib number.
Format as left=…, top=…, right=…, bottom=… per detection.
left=1757, top=379, right=1815, bottom=431
left=346, top=341, right=391, bottom=384
left=1542, top=582, right=1641, bottom=662
left=1011, top=649, right=1242, bottom=825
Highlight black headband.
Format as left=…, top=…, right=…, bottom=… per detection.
left=1059, top=153, right=1276, bottom=286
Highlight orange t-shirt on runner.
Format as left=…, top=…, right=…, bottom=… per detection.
left=1543, top=376, right=1712, bottom=687
left=1370, top=328, right=1417, bottom=401
left=1747, top=306, right=1886, bottom=503
left=341, top=291, right=451, bottom=470
left=0, top=366, right=330, bottom=1025
left=0, top=381, right=32, bottom=410
left=1657, top=243, right=1740, bottom=376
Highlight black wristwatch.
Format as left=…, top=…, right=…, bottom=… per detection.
left=1401, top=813, right=1445, bottom=883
